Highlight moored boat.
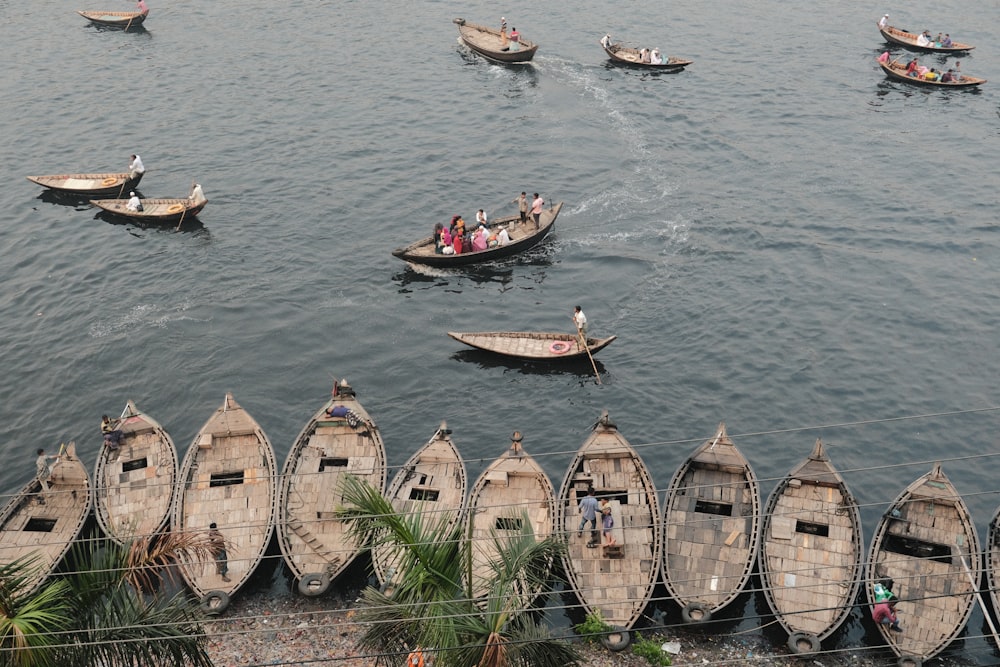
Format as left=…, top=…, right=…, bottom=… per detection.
left=467, top=431, right=555, bottom=601
left=373, top=421, right=467, bottom=594
left=661, top=422, right=760, bottom=625
left=93, top=401, right=178, bottom=545
left=448, top=330, right=616, bottom=361
left=276, top=380, right=387, bottom=596
left=392, top=202, right=563, bottom=268
left=877, top=22, right=974, bottom=52
left=759, top=439, right=863, bottom=655
left=984, top=504, right=1000, bottom=641
left=877, top=59, right=986, bottom=87
left=77, top=9, right=148, bottom=29
left=172, top=393, right=278, bottom=613
left=453, top=18, right=537, bottom=64
left=866, top=463, right=979, bottom=665
left=27, top=171, right=143, bottom=197
left=559, top=411, right=660, bottom=651
left=0, top=442, right=91, bottom=595
left=91, top=184, right=208, bottom=223
left=601, top=39, right=692, bottom=69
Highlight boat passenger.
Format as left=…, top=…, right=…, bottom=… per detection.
left=189, top=182, right=206, bottom=204
left=472, top=226, right=488, bottom=251
left=639, top=48, right=651, bottom=64
left=941, top=34, right=953, bottom=47
left=650, top=48, right=662, bottom=65
left=452, top=232, right=463, bottom=255
left=509, top=27, right=520, bottom=52
left=935, top=33, right=943, bottom=46
left=940, top=68, right=954, bottom=82
left=487, top=232, right=498, bottom=247
left=531, top=193, right=544, bottom=228
left=905, top=58, right=919, bottom=76
left=137, top=0, right=148, bottom=14
left=441, top=225, right=452, bottom=248
left=126, top=191, right=143, bottom=212
left=476, top=209, right=488, bottom=226
left=128, top=154, right=145, bottom=178
left=462, top=232, right=473, bottom=254
left=877, top=50, right=890, bottom=63
left=924, top=68, right=940, bottom=81
left=878, top=13, right=889, bottom=29
left=497, top=226, right=511, bottom=246
left=954, top=61, right=962, bottom=81
left=101, top=414, right=125, bottom=450
left=601, top=33, right=612, bottom=49
left=433, top=222, right=445, bottom=253
left=500, top=16, right=509, bottom=50
left=916, top=30, right=932, bottom=47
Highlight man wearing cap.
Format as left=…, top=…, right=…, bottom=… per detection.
left=126, top=191, right=143, bottom=212
left=878, top=13, right=889, bottom=29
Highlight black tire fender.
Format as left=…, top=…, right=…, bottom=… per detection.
left=681, top=602, right=713, bottom=624
left=897, top=657, right=922, bottom=667
left=600, top=626, right=631, bottom=652
left=786, top=632, right=821, bottom=655
left=200, top=590, right=230, bottom=615
left=298, top=572, right=331, bottom=597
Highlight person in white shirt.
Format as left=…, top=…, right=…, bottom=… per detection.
left=916, top=30, right=932, bottom=47
left=497, top=227, right=510, bottom=245
left=128, top=154, right=145, bottom=178
left=878, top=14, right=889, bottom=29
left=601, top=34, right=612, bottom=49
left=189, top=183, right=206, bottom=204
left=650, top=48, right=663, bottom=64
left=476, top=209, right=488, bottom=226
left=573, top=305, right=588, bottom=342
left=126, top=191, right=143, bottom=212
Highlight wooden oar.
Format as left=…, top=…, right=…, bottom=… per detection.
left=573, top=321, right=602, bottom=385
left=960, top=553, right=1000, bottom=646
left=124, top=14, right=135, bottom=31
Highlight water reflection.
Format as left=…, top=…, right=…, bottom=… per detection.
left=449, top=348, right=609, bottom=381
left=93, top=210, right=208, bottom=236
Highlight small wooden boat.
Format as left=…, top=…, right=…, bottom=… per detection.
left=372, top=421, right=467, bottom=593
left=467, top=432, right=555, bottom=601
left=866, top=462, right=979, bottom=665
left=559, top=411, right=660, bottom=650
left=759, top=439, right=863, bottom=656
left=453, top=18, right=537, bottom=64
left=878, top=59, right=986, bottom=87
left=392, top=202, right=563, bottom=268
left=984, top=505, right=1000, bottom=641
left=90, top=194, right=208, bottom=224
left=878, top=23, right=974, bottom=52
left=0, top=442, right=91, bottom=594
left=661, top=422, right=760, bottom=626
left=77, top=9, right=148, bottom=29
left=93, top=401, right=178, bottom=545
left=448, top=331, right=616, bottom=361
left=601, top=41, right=693, bottom=70
left=276, top=380, right=387, bottom=596
left=172, top=393, right=278, bottom=613
left=27, top=172, right=143, bottom=197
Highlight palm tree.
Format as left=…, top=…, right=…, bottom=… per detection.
left=0, top=555, right=73, bottom=667
left=339, top=475, right=579, bottom=667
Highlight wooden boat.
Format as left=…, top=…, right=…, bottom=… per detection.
left=448, top=331, right=616, bottom=361
left=661, top=422, right=760, bottom=625
left=93, top=401, right=178, bottom=545
left=90, top=195, right=208, bottom=224
left=866, top=463, right=979, bottom=665
left=559, top=411, right=660, bottom=650
left=392, top=202, right=563, bottom=268
left=27, top=171, right=143, bottom=197
left=878, top=23, right=974, bottom=52
left=467, top=432, right=555, bottom=601
left=372, top=421, right=467, bottom=594
left=601, top=41, right=693, bottom=70
left=453, top=18, right=537, bottom=64
left=878, top=59, right=986, bottom=88
left=0, top=442, right=91, bottom=595
left=759, top=439, right=863, bottom=656
left=276, top=380, right=387, bottom=596
left=172, top=393, right=277, bottom=613
left=984, top=504, right=1000, bottom=642
left=77, top=9, right=148, bottom=29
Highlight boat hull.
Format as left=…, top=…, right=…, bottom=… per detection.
left=454, top=18, right=537, bottom=64
left=878, top=24, right=974, bottom=52
left=27, top=171, right=144, bottom=197
left=878, top=60, right=985, bottom=87
left=602, top=43, right=692, bottom=70
left=448, top=331, right=616, bottom=361
left=78, top=10, right=148, bottom=28
left=90, top=197, right=208, bottom=223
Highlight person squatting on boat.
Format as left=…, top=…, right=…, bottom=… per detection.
left=101, top=414, right=125, bottom=449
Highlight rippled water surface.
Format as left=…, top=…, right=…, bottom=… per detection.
left=4, top=0, right=1000, bottom=660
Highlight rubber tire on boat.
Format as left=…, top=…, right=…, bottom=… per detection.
left=549, top=341, right=572, bottom=354
left=786, top=632, right=821, bottom=656
left=102, top=177, right=118, bottom=186
left=297, top=572, right=331, bottom=597
left=167, top=204, right=185, bottom=214
left=897, top=658, right=922, bottom=667
left=600, top=627, right=631, bottom=652
left=200, top=590, right=230, bottom=615
left=681, top=602, right=713, bottom=624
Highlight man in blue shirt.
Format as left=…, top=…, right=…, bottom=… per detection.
left=578, top=487, right=600, bottom=547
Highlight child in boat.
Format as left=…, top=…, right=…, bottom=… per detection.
left=600, top=499, right=616, bottom=546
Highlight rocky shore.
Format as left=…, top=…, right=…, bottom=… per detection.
left=202, top=590, right=901, bottom=667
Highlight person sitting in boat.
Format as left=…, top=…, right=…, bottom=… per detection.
left=487, top=231, right=498, bottom=247
left=126, top=191, right=143, bottom=212
left=601, top=33, right=612, bottom=48
left=433, top=222, right=445, bottom=254
left=472, top=225, right=488, bottom=252
left=497, top=226, right=511, bottom=246
left=452, top=230, right=463, bottom=254
left=872, top=596, right=903, bottom=633
left=476, top=209, right=488, bottom=226
left=639, top=48, right=651, bottom=64
left=650, top=48, right=663, bottom=64
left=940, top=68, right=955, bottom=82
left=905, top=58, right=919, bottom=76
left=916, top=30, right=933, bottom=47
left=923, top=68, right=940, bottom=81
left=101, top=414, right=125, bottom=450
left=954, top=61, right=962, bottom=81
left=934, top=32, right=944, bottom=46
left=941, top=34, right=953, bottom=47
left=509, top=27, right=520, bottom=52
left=189, top=183, right=206, bottom=205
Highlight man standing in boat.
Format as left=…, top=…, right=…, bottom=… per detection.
left=531, top=192, right=544, bottom=228
left=208, top=522, right=231, bottom=582
left=578, top=486, right=600, bottom=547
left=513, top=191, right=528, bottom=224
left=573, top=305, right=588, bottom=347
left=128, top=154, right=145, bottom=179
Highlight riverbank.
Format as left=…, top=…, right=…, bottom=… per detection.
left=202, top=590, right=898, bottom=667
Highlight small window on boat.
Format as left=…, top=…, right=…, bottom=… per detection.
left=883, top=534, right=952, bottom=564
left=210, top=471, right=245, bottom=487
left=24, top=518, right=57, bottom=532
left=121, top=458, right=148, bottom=473
left=695, top=500, right=734, bottom=516
left=495, top=517, right=522, bottom=531
left=409, top=488, right=439, bottom=502
left=319, top=458, right=349, bottom=472
left=795, top=521, right=829, bottom=537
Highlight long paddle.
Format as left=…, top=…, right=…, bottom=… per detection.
left=960, top=553, right=1000, bottom=646
left=573, top=318, right=602, bottom=385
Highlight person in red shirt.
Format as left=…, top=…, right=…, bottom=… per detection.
left=872, top=598, right=902, bottom=632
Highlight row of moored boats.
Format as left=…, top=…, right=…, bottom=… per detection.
left=4, top=383, right=997, bottom=664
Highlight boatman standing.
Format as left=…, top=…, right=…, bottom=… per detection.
left=573, top=305, right=588, bottom=347
left=128, top=154, right=145, bottom=179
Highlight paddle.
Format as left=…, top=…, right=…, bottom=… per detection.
left=960, top=553, right=1000, bottom=646
left=124, top=13, right=135, bottom=31
left=573, top=317, right=602, bottom=385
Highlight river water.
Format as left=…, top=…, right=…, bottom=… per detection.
left=3, top=0, right=1000, bottom=661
